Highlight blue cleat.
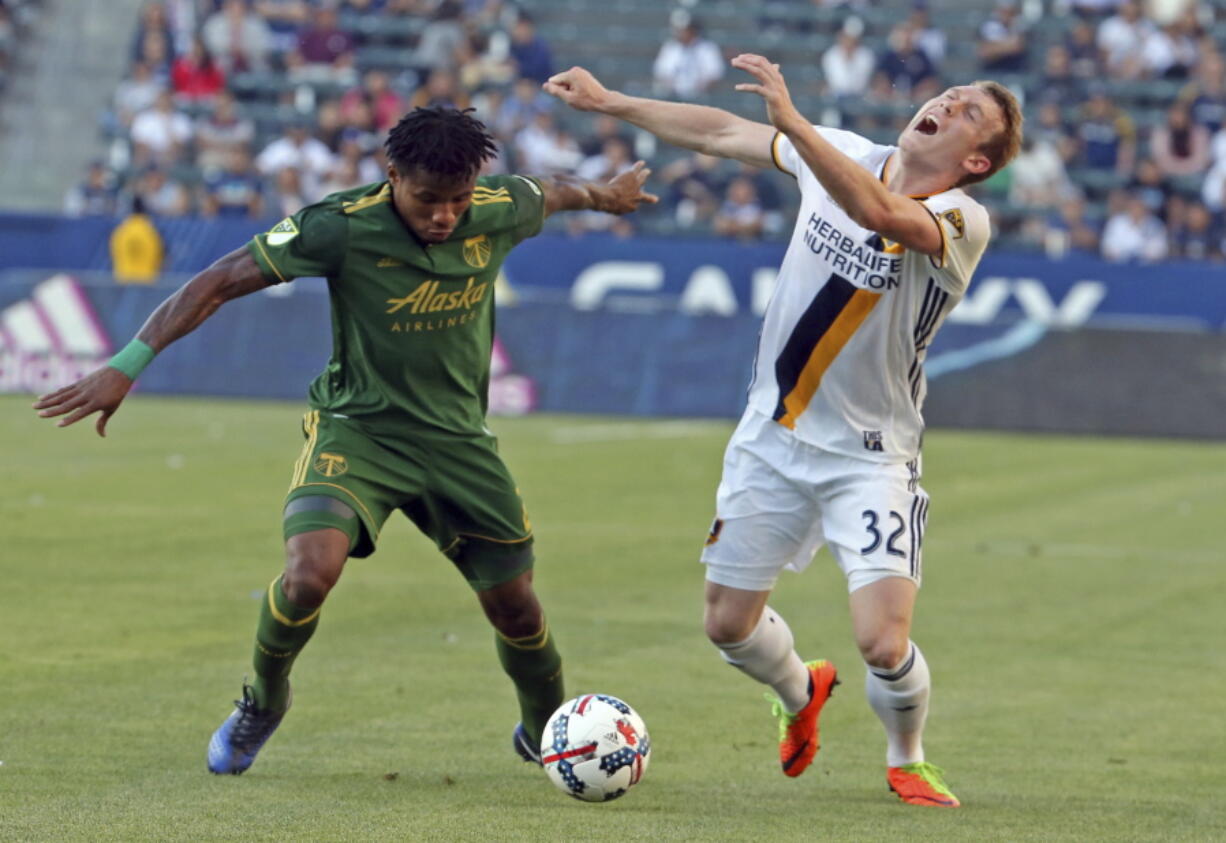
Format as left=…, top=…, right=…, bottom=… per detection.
left=512, top=722, right=543, bottom=767
left=207, top=683, right=290, bottom=775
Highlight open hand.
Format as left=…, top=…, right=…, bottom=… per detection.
left=543, top=66, right=613, bottom=112
left=731, top=54, right=804, bottom=133
left=32, top=366, right=133, bottom=437
left=600, top=161, right=660, bottom=214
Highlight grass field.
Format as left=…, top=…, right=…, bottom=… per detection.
left=3, top=394, right=1225, bottom=841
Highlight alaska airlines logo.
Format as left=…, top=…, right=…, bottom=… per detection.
left=941, top=208, right=965, bottom=240
left=385, top=277, right=488, bottom=315
left=313, top=452, right=348, bottom=477
left=463, top=235, right=492, bottom=269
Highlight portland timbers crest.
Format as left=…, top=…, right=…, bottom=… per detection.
left=266, top=217, right=299, bottom=246
left=463, top=234, right=491, bottom=269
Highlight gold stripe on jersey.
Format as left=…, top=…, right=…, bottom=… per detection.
left=289, top=410, right=320, bottom=489
left=473, top=186, right=509, bottom=195
left=771, top=131, right=795, bottom=177
left=252, top=236, right=288, bottom=283
left=343, top=183, right=392, bottom=214
left=471, top=193, right=513, bottom=205
left=922, top=203, right=949, bottom=269
left=776, top=290, right=881, bottom=429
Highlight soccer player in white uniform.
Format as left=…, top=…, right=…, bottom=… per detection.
left=546, top=54, right=1022, bottom=806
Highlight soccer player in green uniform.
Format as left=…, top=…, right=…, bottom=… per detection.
left=33, top=107, right=658, bottom=775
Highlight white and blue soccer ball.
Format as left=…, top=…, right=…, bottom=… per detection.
left=540, top=694, right=651, bottom=802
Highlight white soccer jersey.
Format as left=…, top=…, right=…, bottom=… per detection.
left=745, top=127, right=991, bottom=463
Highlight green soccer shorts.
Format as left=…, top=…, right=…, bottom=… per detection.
left=283, top=410, right=534, bottom=591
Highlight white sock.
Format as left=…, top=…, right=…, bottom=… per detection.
left=864, top=641, right=930, bottom=767
left=715, top=606, right=811, bottom=713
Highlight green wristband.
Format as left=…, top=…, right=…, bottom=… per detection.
left=108, top=338, right=156, bottom=380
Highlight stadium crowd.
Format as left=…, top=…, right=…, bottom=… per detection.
left=63, top=0, right=1226, bottom=262
left=0, top=0, right=43, bottom=98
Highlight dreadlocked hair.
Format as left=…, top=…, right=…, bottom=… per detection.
left=384, top=107, right=497, bottom=179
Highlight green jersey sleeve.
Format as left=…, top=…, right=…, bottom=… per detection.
left=476, top=174, right=547, bottom=245
left=247, top=201, right=348, bottom=283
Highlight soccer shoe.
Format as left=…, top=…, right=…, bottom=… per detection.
left=887, top=762, right=961, bottom=807
left=771, top=659, right=839, bottom=777
left=512, top=722, right=543, bottom=767
left=207, top=683, right=290, bottom=775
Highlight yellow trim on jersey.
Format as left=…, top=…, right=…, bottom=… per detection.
left=473, top=186, right=509, bottom=195
left=252, top=237, right=288, bottom=284
left=771, top=131, right=794, bottom=177
left=777, top=289, right=882, bottom=429
left=455, top=529, right=533, bottom=544
left=267, top=578, right=322, bottom=627
left=922, top=203, right=949, bottom=269
left=471, top=194, right=513, bottom=206
left=289, top=410, right=320, bottom=489
left=343, top=183, right=392, bottom=214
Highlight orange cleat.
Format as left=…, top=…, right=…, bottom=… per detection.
left=771, top=659, right=839, bottom=777
left=887, top=762, right=961, bottom=807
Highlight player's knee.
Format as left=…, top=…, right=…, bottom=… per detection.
left=703, top=609, right=756, bottom=647
left=858, top=635, right=910, bottom=671
left=283, top=543, right=344, bottom=607
left=479, top=576, right=544, bottom=638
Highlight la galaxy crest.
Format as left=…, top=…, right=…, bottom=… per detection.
left=941, top=208, right=965, bottom=240
left=463, top=234, right=491, bottom=269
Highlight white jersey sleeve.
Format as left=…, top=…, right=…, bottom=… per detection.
left=913, top=190, right=991, bottom=296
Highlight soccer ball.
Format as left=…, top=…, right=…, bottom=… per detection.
left=540, top=694, right=651, bottom=802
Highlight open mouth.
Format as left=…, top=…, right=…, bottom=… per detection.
left=917, top=114, right=940, bottom=135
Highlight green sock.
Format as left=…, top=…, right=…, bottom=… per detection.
left=251, top=575, right=320, bottom=712
left=496, top=620, right=564, bottom=746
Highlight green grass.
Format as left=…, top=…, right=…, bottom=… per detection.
left=3, top=394, right=1225, bottom=841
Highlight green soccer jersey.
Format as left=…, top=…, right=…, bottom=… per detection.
left=247, top=175, right=545, bottom=434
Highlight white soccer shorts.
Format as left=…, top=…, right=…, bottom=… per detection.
left=700, top=410, right=929, bottom=593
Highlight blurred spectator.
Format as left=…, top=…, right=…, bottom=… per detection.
left=1201, top=154, right=1226, bottom=212
left=1096, top=1, right=1153, bottom=79
left=821, top=17, right=875, bottom=100
left=457, top=31, right=516, bottom=92
left=268, top=166, right=310, bottom=217
left=254, top=0, right=311, bottom=53
left=977, top=0, right=1029, bottom=73
left=195, top=91, right=256, bottom=173
left=408, top=68, right=471, bottom=111
left=1128, top=158, right=1170, bottom=216
left=1042, top=194, right=1100, bottom=258
left=411, top=0, right=466, bottom=74
left=907, top=4, right=946, bottom=65
left=1076, top=84, right=1137, bottom=174
left=132, top=166, right=191, bottom=217
left=1009, top=134, right=1073, bottom=208
left=1030, top=98, right=1078, bottom=164
left=136, top=28, right=174, bottom=79
left=319, top=157, right=367, bottom=195
left=1171, top=199, right=1222, bottom=260
left=64, top=161, right=120, bottom=217
left=1101, top=195, right=1168, bottom=261
left=131, top=1, right=174, bottom=64
left=876, top=23, right=939, bottom=100
left=112, top=61, right=164, bottom=131
left=659, top=152, right=723, bottom=228
left=201, top=147, right=265, bottom=217
left=256, top=121, right=335, bottom=201
left=110, top=196, right=164, bottom=284
left=290, top=3, right=356, bottom=83
left=494, top=76, right=552, bottom=138
left=171, top=36, right=226, bottom=103
left=1032, top=45, right=1080, bottom=107
left=342, top=70, right=405, bottom=133
left=1141, top=17, right=1198, bottom=79
left=1149, top=102, right=1210, bottom=178
left=576, top=136, right=634, bottom=183
left=509, top=12, right=554, bottom=84
left=713, top=176, right=767, bottom=241
left=202, top=0, right=273, bottom=74
left=1064, top=19, right=1103, bottom=79
left=513, top=111, right=581, bottom=174
left=1185, top=53, right=1226, bottom=133
left=579, top=113, right=635, bottom=158
left=130, top=89, right=194, bottom=167
left=653, top=11, right=725, bottom=100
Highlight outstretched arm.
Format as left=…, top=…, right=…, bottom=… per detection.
left=537, top=160, right=659, bottom=217
left=33, top=246, right=273, bottom=436
left=543, top=67, right=776, bottom=168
